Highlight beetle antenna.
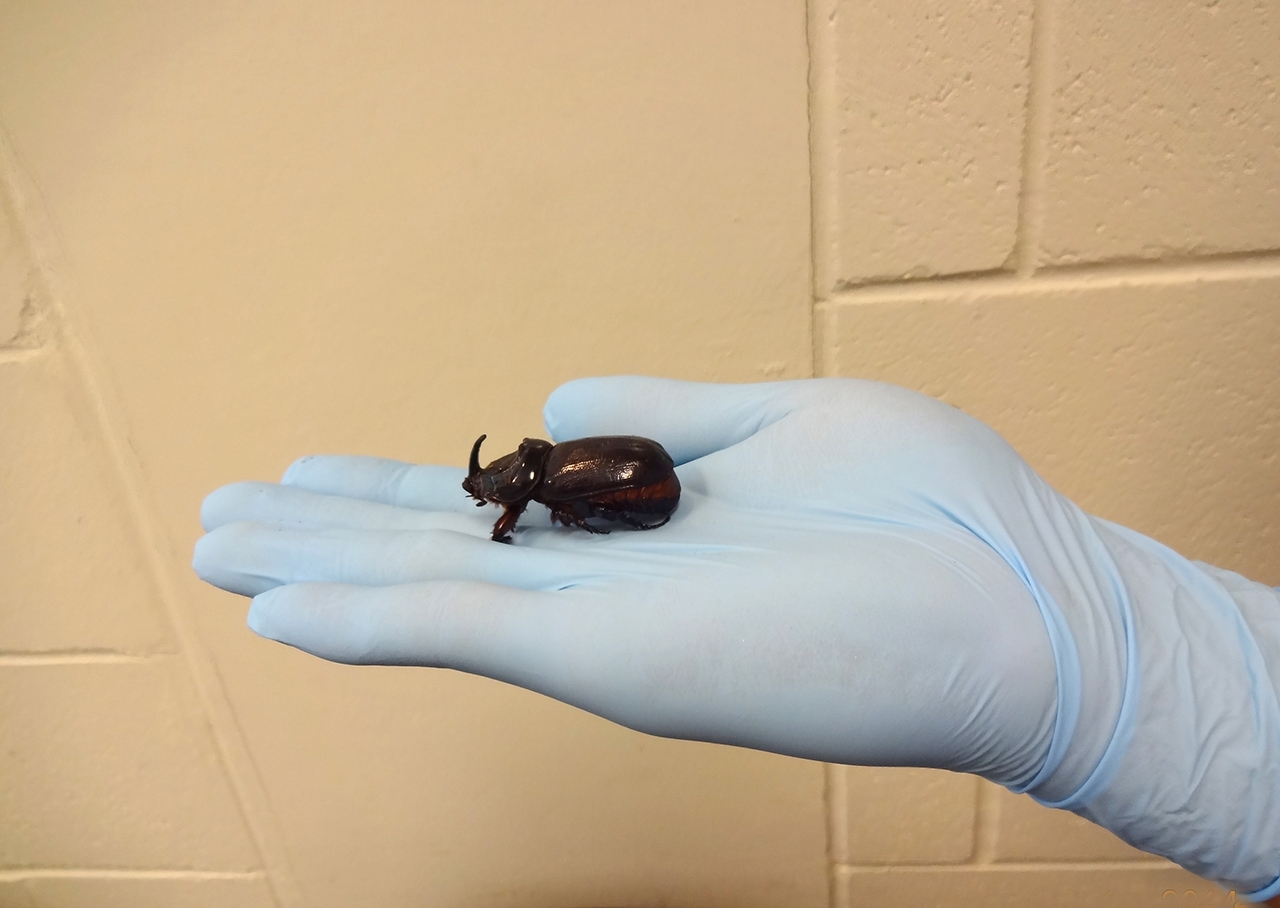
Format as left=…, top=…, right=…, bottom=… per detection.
left=468, top=434, right=486, bottom=477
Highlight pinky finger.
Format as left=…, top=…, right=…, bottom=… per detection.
left=248, top=580, right=564, bottom=685
left=246, top=581, right=715, bottom=749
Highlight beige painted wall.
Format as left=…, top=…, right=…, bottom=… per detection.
left=0, top=1, right=1275, bottom=906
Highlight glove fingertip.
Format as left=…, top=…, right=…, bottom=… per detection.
left=191, top=530, right=220, bottom=581
left=281, top=455, right=316, bottom=484
left=248, top=587, right=289, bottom=642
left=199, top=484, right=243, bottom=532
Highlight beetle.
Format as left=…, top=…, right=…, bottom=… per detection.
left=461, top=434, right=681, bottom=543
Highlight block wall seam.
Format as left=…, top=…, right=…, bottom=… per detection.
left=1035, top=248, right=1280, bottom=278
left=1012, top=0, right=1055, bottom=277
left=834, top=859, right=1175, bottom=872
left=0, top=870, right=268, bottom=883
left=971, top=780, right=1000, bottom=864
left=0, top=652, right=157, bottom=666
left=818, top=251, right=1280, bottom=311
left=822, top=762, right=842, bottom=908
left=806, top=0, right=838, bottom=306
left=822, top=247, right=1280, bottom=298
left=0, top=128, right=301, bottom=907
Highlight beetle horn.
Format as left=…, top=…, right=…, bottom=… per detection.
left=468, top=434, right=486, bottom=477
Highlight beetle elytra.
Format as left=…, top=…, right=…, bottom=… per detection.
left=462, top=434, right=681, bottom=543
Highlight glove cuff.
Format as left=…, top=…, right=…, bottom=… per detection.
left=1050, top=523, right=1280, bottom=893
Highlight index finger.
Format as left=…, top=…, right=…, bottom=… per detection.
left=282, top=456, right=474, bottom=512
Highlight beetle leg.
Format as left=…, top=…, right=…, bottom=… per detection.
left=548, top=505, right=609, bottom=535
left=612, top=511, right=671, bottom=530
left=490, top=499, right=529, bottom=543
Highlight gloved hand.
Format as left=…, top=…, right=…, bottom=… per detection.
left=194, top=377, right=1280, bottom=900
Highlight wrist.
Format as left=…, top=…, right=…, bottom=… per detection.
left=1047, top=520, right=1280, bottom=896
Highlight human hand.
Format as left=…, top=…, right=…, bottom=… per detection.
left=196, top=378, right=1061, bottom=785
left=194, top=377, right=1279, bottom=898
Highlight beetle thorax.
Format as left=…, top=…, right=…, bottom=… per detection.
left=463, top=436, right=554, bottom=505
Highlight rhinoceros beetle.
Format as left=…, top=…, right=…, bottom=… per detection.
left=462, top=434, right=681, bottom=543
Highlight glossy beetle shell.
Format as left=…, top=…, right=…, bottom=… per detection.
left=462, top=435, right=680, bottom=542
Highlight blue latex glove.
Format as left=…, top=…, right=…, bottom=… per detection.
left=194, top=377, right=1280, bottom=899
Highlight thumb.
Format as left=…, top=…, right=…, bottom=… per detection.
left=543, top=376, right=810, bottom=464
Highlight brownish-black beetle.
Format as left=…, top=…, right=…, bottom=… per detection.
left=462, top=434, right=681, bottom=543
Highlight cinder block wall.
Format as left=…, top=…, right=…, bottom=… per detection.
left=0, top=2, right=1274, bottom=907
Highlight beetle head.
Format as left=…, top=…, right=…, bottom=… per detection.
left=462, top=435, right=553, bottom=505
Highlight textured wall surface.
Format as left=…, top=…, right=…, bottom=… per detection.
left=1, top=0, right=1276, bottom=906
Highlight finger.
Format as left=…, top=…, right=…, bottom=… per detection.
left=201, top=481, right=483, bottom=534
left=281, top=456, right=474, bottom=512
left=542, top=376, right=813, bottom=463
left=247, top=581, right=557, bottom=674
left=194, top=523, right=613, bottom=597
left=246, top=581, right=642, bottom=727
